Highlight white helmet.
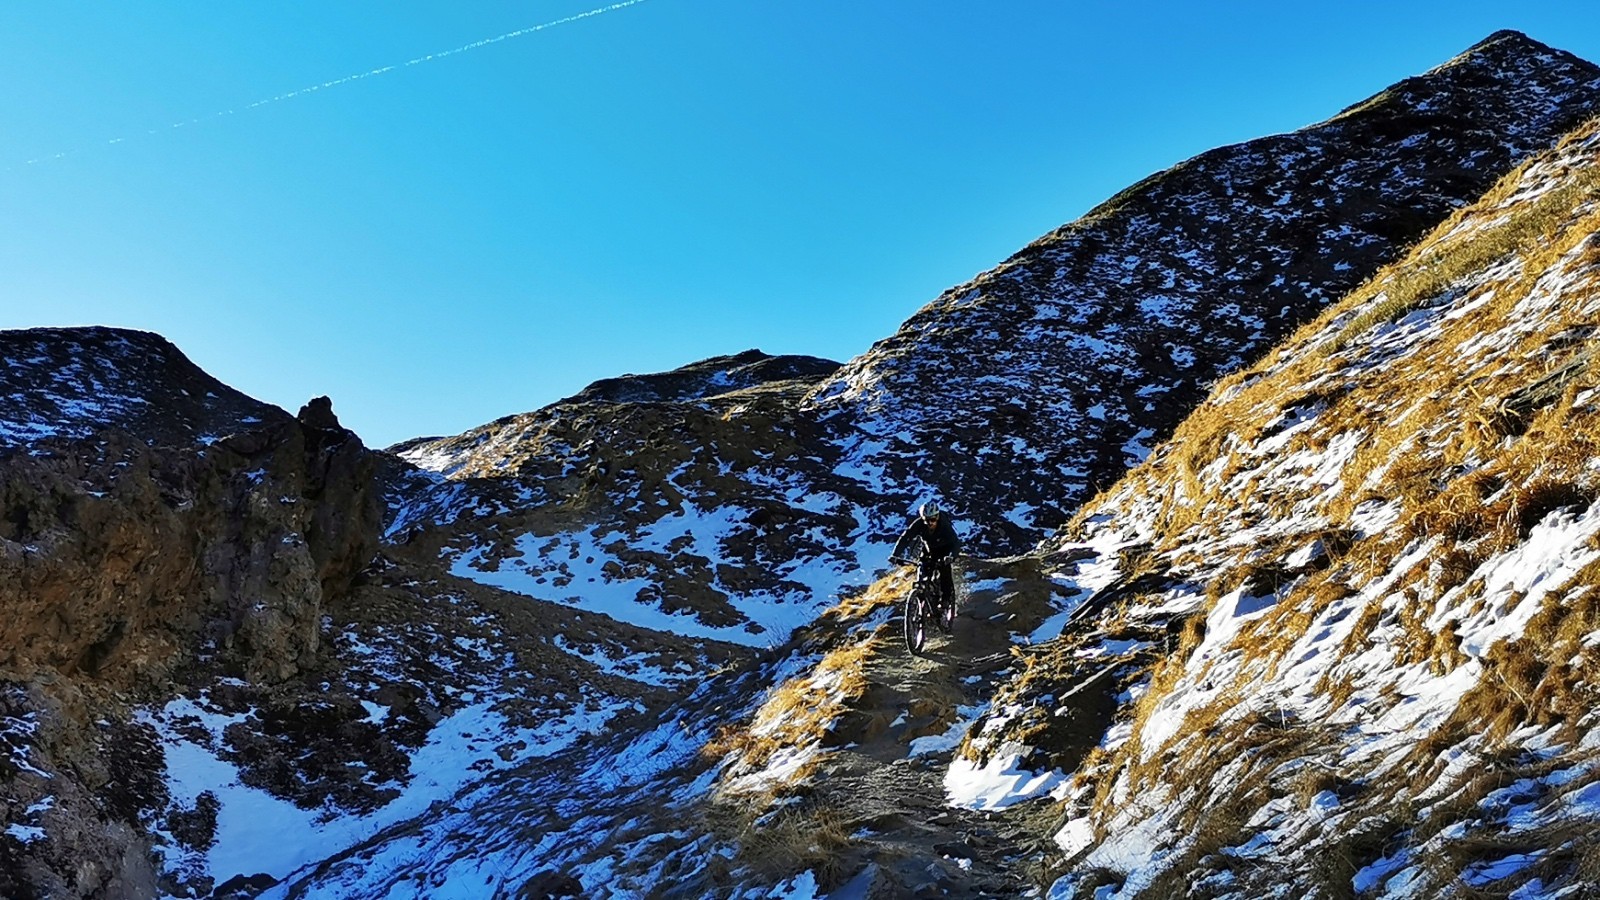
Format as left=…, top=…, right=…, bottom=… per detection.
left=919, top=501, right=942, bottom=522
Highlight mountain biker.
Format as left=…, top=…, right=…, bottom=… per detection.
left=889, top=501, right=961, bottom=616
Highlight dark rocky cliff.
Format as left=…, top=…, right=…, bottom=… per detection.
left=0, top=337, right=382, bottom=898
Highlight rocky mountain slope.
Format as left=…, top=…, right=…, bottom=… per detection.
left=959, top=114, right=1600, bottom=897
left=0, top=330, right=384, bottom=897
left=807, top=29, right=1600, bottom=553
left=6, top=28, right=1600, bottom=900
left=0, top=327, right=287, bottom=448
left=251, top=30, right=1600, bottom=900
left=387, top=350, right=875, bottom=650
left=380, top=30, right=1600, bottom=677
left=0, top=332, right=739, bottom=899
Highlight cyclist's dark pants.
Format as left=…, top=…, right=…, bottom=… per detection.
left=937, top=559, right=954, bottom=609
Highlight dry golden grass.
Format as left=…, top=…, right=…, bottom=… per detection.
left=731, top=803, right=856, bottom=889
left=1330, top=592, right=1385, bottom=662
left=1118, top=717, right=1347, bottom=898
left=1291, top=765, right=1350, bottom=810
left=1427, top=558, right=1600, bottom=751
left=703, top=634, right=880, bottom=779
left=813, top=567, right=909, bottom=628
left=1092, top=125, right=1600, bottom=563
left=1330, top=164, right=1600, bottom=352
left=1303, top=812, right=1408, bottom=900
left=1133, top=798, right=1255, bottom=897
left=1155, top=451, right=1215, bottom=539
left=1102, top=617, right=1218, bottom=806
left=1045, top=122, right=1600, bottom=896
left=1401, top=752, right=1600, bottom=897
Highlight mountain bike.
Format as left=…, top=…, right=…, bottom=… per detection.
left=894, top=550, right=954, bottom=655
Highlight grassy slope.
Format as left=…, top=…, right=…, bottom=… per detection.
left=994, top=118, right=1600, bottom=897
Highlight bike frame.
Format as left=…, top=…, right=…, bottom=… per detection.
left=903, top=549, right=948, bottom=655
left=915, top=555, right=943, bottom=607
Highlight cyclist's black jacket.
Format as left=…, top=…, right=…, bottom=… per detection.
left=891, top=516, right=961, bottom=562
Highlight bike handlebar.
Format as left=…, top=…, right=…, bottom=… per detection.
left=892, top=553, right=953, bottom=567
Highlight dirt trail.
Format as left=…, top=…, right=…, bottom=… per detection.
left=804, top=561, right=1067, bottom=897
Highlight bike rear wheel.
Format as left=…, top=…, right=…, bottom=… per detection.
left=904, top=584, right=928, bottom=655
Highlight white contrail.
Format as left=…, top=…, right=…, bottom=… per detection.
left=14, top=0, right=649, bottom=168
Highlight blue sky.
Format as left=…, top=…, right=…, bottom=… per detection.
left=3, top=2, right=1598, bottom=447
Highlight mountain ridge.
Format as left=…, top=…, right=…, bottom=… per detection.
left=804, top=26, right=1600, bottom=555
left=974, top=113, right=1600, bottom=898
left=368, top=29, right=1600, bottom=678
left=0, top=326, right=288, bottom=450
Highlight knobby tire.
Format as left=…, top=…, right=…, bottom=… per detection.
left=904, top=581, right=928, bottom=655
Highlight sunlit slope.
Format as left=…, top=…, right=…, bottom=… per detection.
left=987, top=118, right=1600, bottom=898
left=275, top=31, right=1600, bottom=899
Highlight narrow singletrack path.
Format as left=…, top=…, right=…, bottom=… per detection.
left=803, top=560, right=1066, bottom=897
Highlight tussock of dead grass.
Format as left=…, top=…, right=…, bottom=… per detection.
left=1304, top=812, right=1409, bottom=900
left=1093, top=617, right=1217, bottom=808
left=1119, top=717, right=1345, bottom=898
left=1397, top=752, right=1600, bottom=897
left=1154, top=451, right=1215, bottom=540
left=731, top=803, right=855, bottom=889
left=967, top=639, right=1138, bottom=774
left=1433, top=557, right=1600, bottom=750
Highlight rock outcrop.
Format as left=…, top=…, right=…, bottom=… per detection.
left=0, top=407, right=380, bottom=687
left=0, top=357, right=382, bottom=897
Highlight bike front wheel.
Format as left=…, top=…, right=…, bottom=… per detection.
left=904, top=586, right=928, bottom=655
